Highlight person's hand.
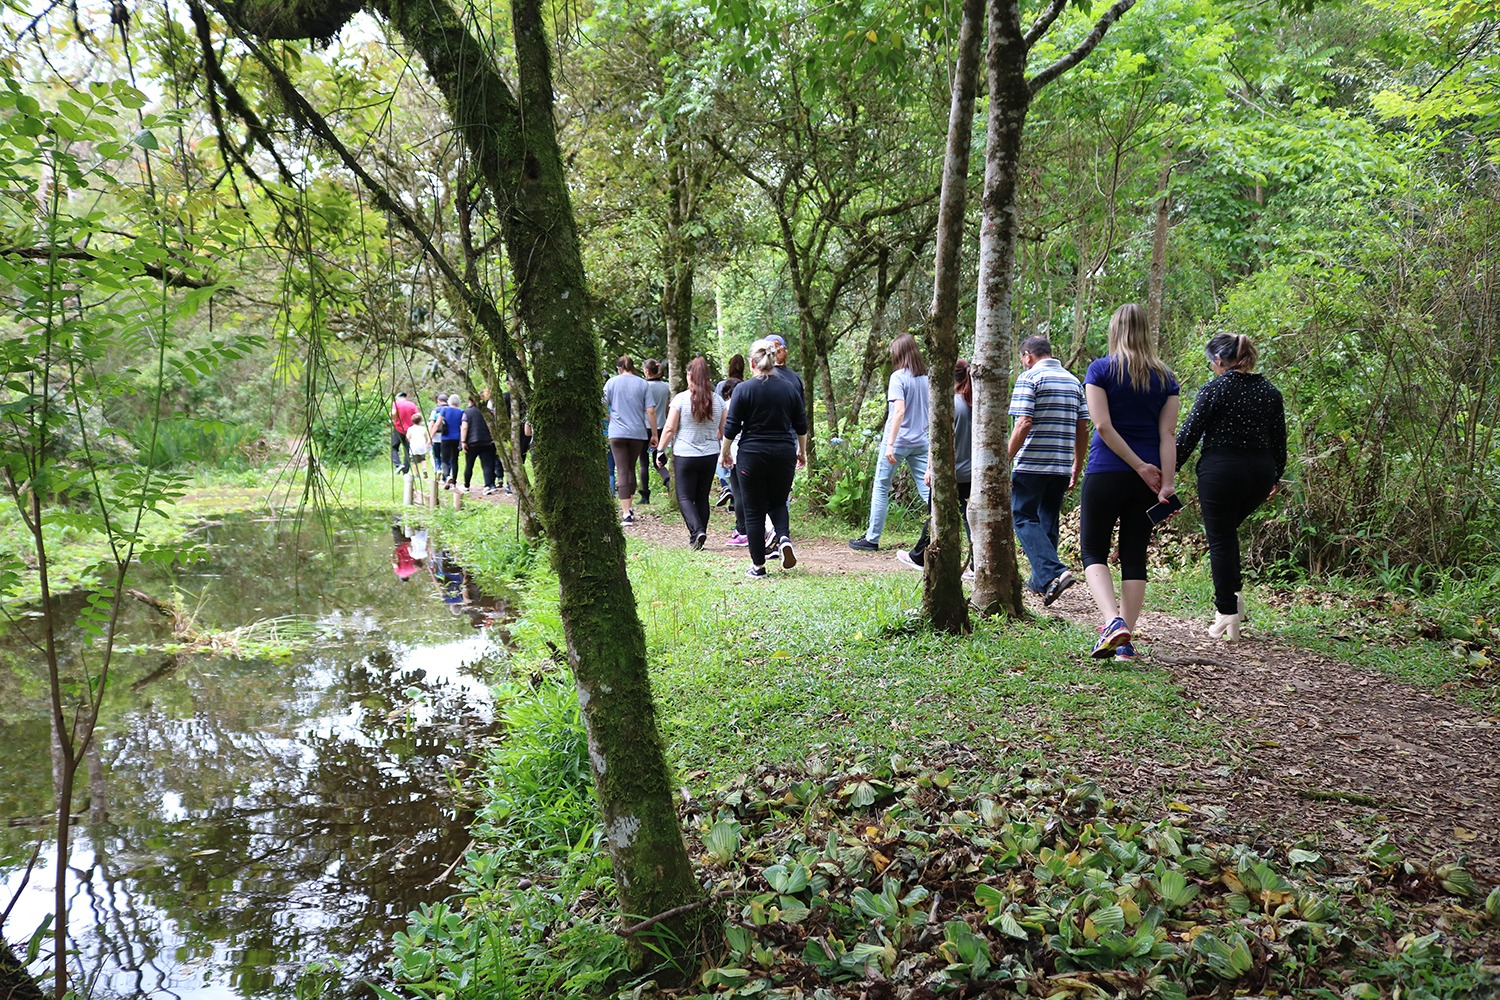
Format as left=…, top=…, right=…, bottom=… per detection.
left=886, top=445, right=896, bottom=464
left=1158, top=485, right=1175, bottom=504
left=797, top=452, right=806, bottom=469
left=1135, top=462, right=1162, bottom=492
left=1069, top=468, right=1081, bottom=490
left=720, top=452, right=734, bottom=469
left=924, top=468, right=932, bottom=486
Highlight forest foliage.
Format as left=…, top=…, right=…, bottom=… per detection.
left=4, top=0, right=1495, bottom=584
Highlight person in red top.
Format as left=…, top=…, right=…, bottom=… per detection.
left=391, top=391, right=419, bottom=473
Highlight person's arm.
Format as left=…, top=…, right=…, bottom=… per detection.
left=1006, top=376, right=1034, bottom=461
left=1085, top=384, right=1161, bottom=493
left=646, top=403, right=658, bottom=447
left=1071, top=418, right=1089, bottom=489
left=885, top=399, right=905, bottom=464
left=460, top=416, right=469, bottom=450
left=660, top=406, right=681, bottom=451
left=1174, top=380, right=1215, bottom=470
left=1156, top=395, right=1181, bottom=502
left=719, top=391, right=742, bottom=466
left=1007, top=415, right=1033, bottom=461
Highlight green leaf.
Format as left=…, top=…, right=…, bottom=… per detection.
left=132, top=129, right=159, bottom=150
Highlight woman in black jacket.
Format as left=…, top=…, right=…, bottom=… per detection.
left=719, top=339, right=807, bottom=577
left=1176, top=333, right=1286, bottom=641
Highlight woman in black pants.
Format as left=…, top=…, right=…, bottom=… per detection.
left=1176, top=333, right=1286, bottom=641
left=1079, top=303, right=1181, bottom=660
left=719, top=339, right=807, bottom=577
left=659, top=356, right=727, bottom=549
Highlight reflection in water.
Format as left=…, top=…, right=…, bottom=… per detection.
left=0, top=515, right=513, bottom=999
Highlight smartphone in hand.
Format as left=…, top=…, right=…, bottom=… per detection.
left=1146, top=493, right=1183, bottom=524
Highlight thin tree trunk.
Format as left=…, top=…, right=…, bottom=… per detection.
left=969, top=0, right=1029, bottom=618
left=663, top=156, right=695, bottom=393
left=1146, top=142, right=1173, bottom=339
left=921, top=0, right=983, bottom=634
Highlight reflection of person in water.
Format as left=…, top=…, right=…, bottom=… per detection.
left=391, top=524, right=419, bottom=581
left=429, top=549, right=465, bottom=605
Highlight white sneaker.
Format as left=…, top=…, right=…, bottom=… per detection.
left=895, top=550, right=921, bottom=571
left=962, top=568, right=975, bottom=582
left=779, top=537, right=797, bottom=570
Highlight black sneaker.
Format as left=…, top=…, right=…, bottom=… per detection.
left=745, top=565, right=768, bottom=579
left=849, top=537, right=879, bottom=552
left=779, top=537, right=797, bottom=570
left=715, top=490, right=733, bottom=508
left=691, top=532, right=707, bottom=551
left=1042, top=569, right=1077, bottom=607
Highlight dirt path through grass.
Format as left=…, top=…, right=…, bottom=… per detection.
left=479, top=492, right=1500, bottom=885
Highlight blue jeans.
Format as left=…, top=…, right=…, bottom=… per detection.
left=863, top=445, right=931, bottom=543
left=1012, top=471, right=1070, bottom=592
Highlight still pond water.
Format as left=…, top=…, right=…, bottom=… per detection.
left=0, top=515, right=510, bottom=998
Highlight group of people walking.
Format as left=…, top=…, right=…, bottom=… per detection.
left=390, top=389, right=523, bottom=496
left=601, top=301, right=1286, bottom=655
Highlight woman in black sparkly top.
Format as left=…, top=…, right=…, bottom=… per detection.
left=1177, top=333, right=1286, bottom=641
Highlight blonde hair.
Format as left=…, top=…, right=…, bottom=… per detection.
left=1106, top=303, right=1172, bottom=392
left=748, top=339, right=778, bottom=376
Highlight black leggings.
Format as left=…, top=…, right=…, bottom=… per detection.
left=736, top=447, right=795, bottom=566
left=1079, top=471, right=1156, bottom=581
left=464, top=442, right=497, bottom=488
left=673, top=454, right=718, bottom=540
left=1197, top=451, right=1277, bottom=613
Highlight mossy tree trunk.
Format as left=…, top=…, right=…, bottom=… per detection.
left=921, top=0, right=983, bottom=634
left=228, top=0, right=703, bottom=950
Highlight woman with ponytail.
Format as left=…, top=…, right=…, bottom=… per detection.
left=660, top=356, right=727, bottom=549
left=901, top=359, right=974, bottom=573
left=1176, top=332, right=1286, bottom=641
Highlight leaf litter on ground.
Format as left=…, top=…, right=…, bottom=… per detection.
left=644, top=752, right=1500, bottom=999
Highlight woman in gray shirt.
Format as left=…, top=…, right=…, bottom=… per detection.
left=602, top=355, right=657, bottom=524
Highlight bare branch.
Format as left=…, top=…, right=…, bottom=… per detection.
left=1028, top=0, right=1140, bottom=96
left=1023, top=0, right=1068, bottom=47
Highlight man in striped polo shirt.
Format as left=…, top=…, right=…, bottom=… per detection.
left=1009, top=335, right=1090, bottom=605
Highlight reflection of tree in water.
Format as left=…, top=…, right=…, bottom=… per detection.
left=61, top=642, right=486, bottom=998
left=1, top=517, right=507, bottom=999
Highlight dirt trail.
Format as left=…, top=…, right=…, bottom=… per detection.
left=475, top=492, right=1500, bottom=884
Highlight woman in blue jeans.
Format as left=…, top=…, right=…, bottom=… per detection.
left=1176, top=333, right=1285, bottom=641
left=850, top=333, right=931, bottom=552
left=1079, top=303, right=1180, bottom=659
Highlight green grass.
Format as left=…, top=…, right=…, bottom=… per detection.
left=423, top=505, right=1230, bottom=790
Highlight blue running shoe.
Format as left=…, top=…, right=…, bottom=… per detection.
left=1114, top=642, right=1140, bottom=662
left=1091, top=617, right=1131, bottom=659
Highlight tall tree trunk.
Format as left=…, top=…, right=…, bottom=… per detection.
left=337, top=0, right=701, bottom=945
left=1146, top=143, right=1173, bottom=339
left=921, top=0, right=983, bottom=634
left=663, top=155, right=695, bottom=393
left=968, top=0, right=1029, bottom=617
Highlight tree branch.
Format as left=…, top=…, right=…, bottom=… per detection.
left=1028, top=0, right=1140, bottom=95
left=1023, top=0, right=1068, bottom=48
left=1, top=246, right=217, bottom=289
